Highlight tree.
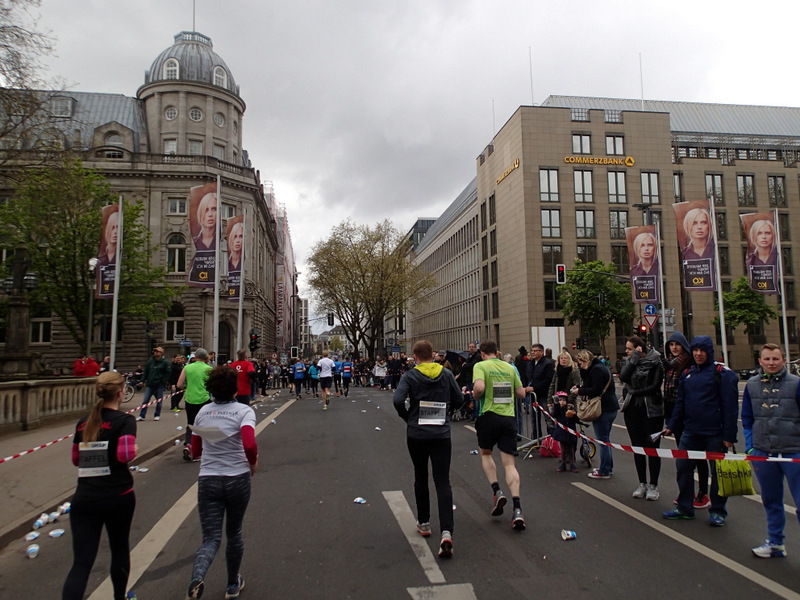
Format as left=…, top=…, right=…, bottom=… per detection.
left=713, top=276, right=778, bottom=335
left=307, top=219, right=435, bottom=359
left=557, top=259, right=635, bottom=354
left=0, top=159, right=179, bottom=349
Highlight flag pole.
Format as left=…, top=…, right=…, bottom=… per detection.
left=110, top=196, right=123, bottom=370
left=774, top=208, right=791, bottom=363
left=709, top=199, right=728, bottom=365
left=213, top=175, right=221, bottom=359
left=237, top=209, right=246, bottom=352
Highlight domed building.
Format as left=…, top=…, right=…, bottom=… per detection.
left=0, top=32, right=294, bottom=371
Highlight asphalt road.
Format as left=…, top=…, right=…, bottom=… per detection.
left=1, top=384, right=799, bottom=599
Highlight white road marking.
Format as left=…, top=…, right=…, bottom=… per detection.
left=88, top=399, right=296, bottom=599
left=407, top=583, right=478, bottom=599
left=573, top=482, right=800, bottom=600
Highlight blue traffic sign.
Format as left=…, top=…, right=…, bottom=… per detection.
left=178, top=340, right=193, bottom=346
left=644, top=304, right=657, bottom=315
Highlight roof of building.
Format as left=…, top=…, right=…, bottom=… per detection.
left=414, top=177, right=477, bottom=255
left=50, top=91, right=146, bottom=150
left=144, top=31, right=239, bottom=95
left=542, top=95, right=800, bottom=144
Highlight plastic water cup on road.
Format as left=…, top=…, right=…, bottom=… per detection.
left=49, top=512, right=60, bottom=522
left=374, top=427, right=381, bottom=431
left=470, top=450, right=479, bottom=455
left=271, top=419, right=277, bottom=424
left=60, top=502, right=71, bottom=514
left=24, top=531, right=39, bottom=542
left=176, top=426, right=183, bottom=431
left=353, top=497, right=366, bottom=504
left=174, top=439, right=181, bottom=445
left=26, top=544, right=39, bottom=558
left=129, top=466, right=138, bottom=471
left=138, top=467, right=149, bottom=473
left=48, top=528, right=65, bottom=538
left=561, top=530, right=577, bottom=541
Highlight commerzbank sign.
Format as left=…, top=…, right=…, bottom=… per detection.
left=564, top=155, right=636, bottom=167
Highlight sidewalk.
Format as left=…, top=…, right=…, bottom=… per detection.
left=0, top=391, right=276, bottom=550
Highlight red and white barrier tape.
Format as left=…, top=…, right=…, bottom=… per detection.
left=532, top=402, right=800, bottom=464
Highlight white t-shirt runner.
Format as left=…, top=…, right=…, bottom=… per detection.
left=317, top=357, right=335, bottom=378
left=193, top=401, right=256, bottom=477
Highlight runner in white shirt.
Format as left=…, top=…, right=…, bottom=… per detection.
left=317, top=349, right=336, bottom=410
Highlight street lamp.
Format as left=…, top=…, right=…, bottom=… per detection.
left=87, top=257, right=98, bottom=357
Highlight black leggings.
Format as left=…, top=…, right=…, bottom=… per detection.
left=62, top=491, right=136, bottom=600
left=192, top=473, right=252, bottom=586
left=185, top=401, right=209, bottom=445
left=623, top=401, right=664, bottom=485
left=407, top=437, right=454, bottom=533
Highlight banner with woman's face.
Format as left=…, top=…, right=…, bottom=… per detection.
left=741, top=212, right=778, bottom=294
left=187, top=182, right=218, bottom=287
left=226, top=214, right=244, bottom=301
left=625, top=225, right=659, bottom=303
left=673, top=199, right=716, bottom=291
left=96, top=203, right=120, bottom=299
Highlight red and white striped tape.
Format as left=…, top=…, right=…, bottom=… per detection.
left=533, top=402, right=800, bottom=464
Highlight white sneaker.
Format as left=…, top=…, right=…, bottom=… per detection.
left=645, top=484, right=660, bottom=501
left=632, top=483, right=647, bottom=499
left=752, top=540, right=786, bottom=558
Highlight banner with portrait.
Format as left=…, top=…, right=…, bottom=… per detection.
left=740, top=212, right=778, bottom=294
left=187, top=181, right=219, bottom=287
left=673, top=199, right=716, bottom=291
left=226, top=214, right=244, bottom=301
left=96, top=203, right=120, bottom=299
left=626, top=225, right=659, bottom=303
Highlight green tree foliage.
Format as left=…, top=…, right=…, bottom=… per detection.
left=713, top=276, right=778, bottom=335
left=0, top=159, right=178, bottom=349
left=307, top=219, right=435, bottom=359
left=557, top=260, right=635, bottom=354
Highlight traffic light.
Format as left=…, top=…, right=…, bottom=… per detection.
left=638, top=324, right=648, bottom=335
left=249, top=332, right=260, bottom=352
left=290, top=346, right=298, bottom=359
left=327, top=312, right=334, bottom=326
left=575, top=337, right=581, bottom=350
left=556, top=264, right=567, bottom=285
left=582, top=338, right=588, bottom=351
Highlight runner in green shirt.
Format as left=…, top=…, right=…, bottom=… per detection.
left=177, top=348, right=213, bottom=461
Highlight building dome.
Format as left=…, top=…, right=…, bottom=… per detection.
left=144, top=32, right=239, bottom=95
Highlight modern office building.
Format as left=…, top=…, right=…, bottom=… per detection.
left=412, top=96, right=800, bottom=368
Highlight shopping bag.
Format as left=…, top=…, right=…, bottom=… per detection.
left=715, top=449, right=756, bottom=497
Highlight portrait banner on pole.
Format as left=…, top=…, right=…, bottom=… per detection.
left=740, top=212, right=778, bottom=294
left=96, top=203, right=120, bottom=299
left=673, top=199, right=716, bottom=291
left=626, top=225, right=659, bottom=303
left=187, top=182, right=218, bottom=287
left=226, top=214, right=244, bottom=301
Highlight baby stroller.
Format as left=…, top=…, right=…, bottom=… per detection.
left=451, top=391, right=473, bottom=422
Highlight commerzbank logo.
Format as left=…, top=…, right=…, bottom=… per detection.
left=563, top=155, right=635, bottom=167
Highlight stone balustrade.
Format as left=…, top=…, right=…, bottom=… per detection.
left=0, top=378, right=98, bottom=432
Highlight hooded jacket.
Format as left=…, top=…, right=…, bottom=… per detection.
left=667, top=335, right=739, bottom=442
left=619, top=347, right=664, bottom=417
left=393, top=362, right=462, bottom=440
left=662, top=331, right=691, bottom=402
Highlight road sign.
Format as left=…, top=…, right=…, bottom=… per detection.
left=643, top=314, right=659, bottom=330
left=178, top=340, right=192, bottom=346
left=271, top=352, right=278, bottom=360
left=644, top=304, right=657, bottom=315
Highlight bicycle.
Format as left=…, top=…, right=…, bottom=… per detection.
left=577, top=420, right=597, bottom=468
left=122, top=373, right=141, bottom=404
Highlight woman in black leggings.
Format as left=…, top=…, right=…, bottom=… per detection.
left=186, top=366, right=258, bottom=600
left=63, top=371, right=138, bottom=600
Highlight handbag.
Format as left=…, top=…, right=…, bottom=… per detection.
left=715, top=447, right=756, bottom=497
left=577, top=375, right=611, bottom=422
left=539, top=435, right=561, bottom=458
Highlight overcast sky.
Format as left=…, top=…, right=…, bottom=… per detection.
left=34, top=0, right=800, bottom=321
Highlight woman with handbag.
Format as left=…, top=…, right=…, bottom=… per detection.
left=572, top=350, right=619, bottom=479
left=619, top=336, right=664, bottom=500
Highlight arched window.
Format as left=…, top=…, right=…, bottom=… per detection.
left=213, top=66, right=227, bottom=88
left=165, top=302, right=185, bottom=342
left=167, top=233, right=186, bottom=273
left=163, top=58, right=179, bottom=80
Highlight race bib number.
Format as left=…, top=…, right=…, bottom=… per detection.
left=418, top=401, right=447, bottom=426
left=78, top=441, right=110, bottom=477
left=492, top=381, right=512, bottom=403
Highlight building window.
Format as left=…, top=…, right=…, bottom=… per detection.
left=609, top=210, right=627, bottom=239
left=213, top=66, right=227, bottom=88
left=189, top=107, right=203, bottom=122
left=576, top=210, right=595, bottom=238
left=673, top=172, right=684, bottom=203
left=30, top=319, right=51, bottom=344
left=165, top=303, right=185, bottom=341
left=577, top=244, right=597, bottom=263
left=168, top=198, right=186, bottom=214
left=541, top=209, right=561, bottom=238
left=163, top=59, right=179, bottom=80
left=540, top=169, right=559, bottom=202
left=718, top=246, right=730, bottom=275
left=165, top=106, right=178, bottom=120
left=715, top=211, right=727, bottom=240
left=779, top=213, right=790, bottom=241
left=222, top=204, right=236, bottom=219
left=213, top=144, right=225, bottom=160
left=164, top=139, right=177, bottom=155
left=574, top=170, right=593, bottom=203
left=490, top=260, right=498, bottom=287
left=641, top=172, right=660, bottom=204
left=482, top=265, right=489, bottom=291
left=542, top=244, right=563, bottom=274
left=606, top=135, right=624, bottom=155
left=491, top=292, right=499, bottom=319
left=604, top=110, right=622, bottom=124
left=213, top=112, right=225, bottom=128
left=572, top=134, right=590, bottom=154
left=480, top=202, right=487, bottom=231
left=51, top=97, right=72, bottom=117
left=768, top=175, right=786, bottom=207
left=481, top=235, right=488, bottom=261
left=706, top=173, right=723, bottom=205
left=571, top=108, right=588, bottom=122
left=737, top=174, right=756, bottom=206
left=489, top=194, right=496, bottom=225
left=611, top=246, right=630, bottom=274
left=783, top=248, right=793, bottom=274
left=188, top=140, right=203, bottom=155
left=785, top=281, right=796, bottom=310
left=544, top=282, right=561, bottom=311
left=608, top=171, right=627, bottom=203
left=103, top=132, right=123, bottom=158
left=167, top=234, right=186, bottom=273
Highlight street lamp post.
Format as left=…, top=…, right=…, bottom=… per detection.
left=87, top=258, right=98, bottom=358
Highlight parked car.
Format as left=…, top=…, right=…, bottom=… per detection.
left=738, top=367, right=758, bottom=380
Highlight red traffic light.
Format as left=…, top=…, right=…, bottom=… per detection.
left=556, top=264, right=567, bottom=285
left=638, top=324, right=647, bottom=333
